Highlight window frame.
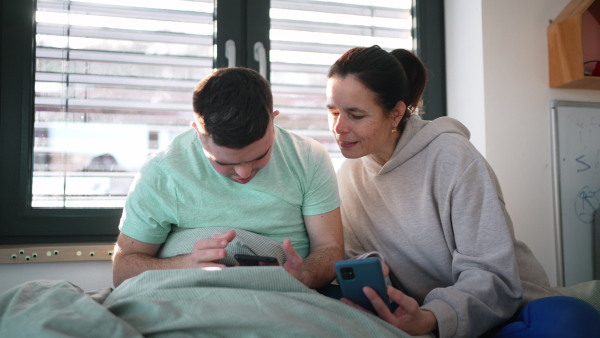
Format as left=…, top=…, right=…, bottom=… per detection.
left=0, top=0, right=445, bottom=245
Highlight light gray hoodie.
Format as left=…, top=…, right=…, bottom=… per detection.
left=338, top=115, right=563, bottom=338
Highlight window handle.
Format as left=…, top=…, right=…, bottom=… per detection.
left=253, top=41, right=267, bottom=78
left=225, top=39, right=236, bottom=68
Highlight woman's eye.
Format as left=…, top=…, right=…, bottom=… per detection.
left=329, top=111, right=339, bottom=117
left=350, top=114, right=364, bottom=120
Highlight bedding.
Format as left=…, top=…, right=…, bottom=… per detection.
left=0, top=227, right=410, bottom=337
left=0, top=268, right=410, bottom=337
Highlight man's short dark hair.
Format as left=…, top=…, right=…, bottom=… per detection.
left=193, top=67, right=273, bottom=149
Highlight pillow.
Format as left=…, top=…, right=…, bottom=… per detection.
left=494, top=296, right=600, bottom=337
left=157, top=227, right=287, bottom=266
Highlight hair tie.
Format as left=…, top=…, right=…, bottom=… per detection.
left=407, top=105, right=420, bottom=115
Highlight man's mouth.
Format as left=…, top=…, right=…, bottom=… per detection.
left=235, top=175, right=254, bottom=183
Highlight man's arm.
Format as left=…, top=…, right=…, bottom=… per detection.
left=283, top=207, right=344, bottom=289
left=112, top=231, right=236, bottom=287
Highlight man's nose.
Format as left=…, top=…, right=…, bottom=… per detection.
left=234, top=163, right=253, bottom=178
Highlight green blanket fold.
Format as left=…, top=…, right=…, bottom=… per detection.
left=105, top=268, right=408, bottom=337
left=0, top=228, right=411, bottom=337
left=0, top=268, right=408, bottom=337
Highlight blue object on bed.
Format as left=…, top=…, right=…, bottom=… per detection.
left=494, top=296, right=600, bottom=337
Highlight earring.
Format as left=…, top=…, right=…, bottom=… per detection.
left=391, top=128, right=397, bottom=134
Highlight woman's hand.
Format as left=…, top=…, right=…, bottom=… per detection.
left=341, top=286, right=437, bottom=336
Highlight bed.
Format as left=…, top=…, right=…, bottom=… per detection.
left=0, top=228, right=411, bottom=337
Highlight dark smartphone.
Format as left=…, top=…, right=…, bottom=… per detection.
left=234, top=254, right=279, bottom=266
left=335, top=257, right=391, bottom=313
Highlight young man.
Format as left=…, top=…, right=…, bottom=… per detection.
left=112, top=67, right=343, bottom=288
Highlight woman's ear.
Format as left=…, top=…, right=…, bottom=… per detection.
left=390, top=101, right=406, bottom=128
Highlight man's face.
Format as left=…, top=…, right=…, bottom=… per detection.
left=192, top=113, right=278, bottom=184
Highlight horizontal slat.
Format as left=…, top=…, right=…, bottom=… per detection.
left=271, top=62, right=330, bottom=74
left=35, top=97, right=191, bottom=111
left=270, top=30, right=410, bottom=50
left=270, top=8, right=409, bottom=29
left=271, top=0, right=410, bottom=18
left=36, top=59, right=209, bottom=81
left=38, top=0, right=214, bottom=23
left=271, top=19, right=408, bottom=37
left=36, top=72, right=197, bottom=89
left=34, top=110, right=192, bottom=123
left=37, top=24, right=212, bottom=45
left=270, top=40, right=360, bottom=55
left=36, top=48, right=212, bottom=67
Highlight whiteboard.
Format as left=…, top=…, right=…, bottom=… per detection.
left=551, top=100, right=600, bottom=287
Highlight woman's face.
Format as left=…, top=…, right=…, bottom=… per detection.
left=326, top=75, right=403, bottom=161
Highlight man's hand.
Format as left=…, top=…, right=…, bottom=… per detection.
left=113, top=230, right=237, bottom=287
left=340, top=286, right=438, bottom=336
left=282, top=238, right=308, bottom=284
left=189, top=230, right=237, bottom=268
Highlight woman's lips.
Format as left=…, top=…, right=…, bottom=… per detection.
left=339, top=140, right=358, bottom=149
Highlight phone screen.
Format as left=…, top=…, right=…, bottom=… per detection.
left=234, top=254, right=279, bottom=266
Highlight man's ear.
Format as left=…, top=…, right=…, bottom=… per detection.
left=191, top=114, right=207, bottom=133
left=190, top=120, right=200, bottom=133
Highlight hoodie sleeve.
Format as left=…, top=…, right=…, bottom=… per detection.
left=421, top=151, right=523, bottom=338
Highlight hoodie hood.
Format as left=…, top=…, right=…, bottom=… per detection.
left=363, top=115, right=471, bottom=175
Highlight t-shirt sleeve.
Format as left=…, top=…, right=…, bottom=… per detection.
left=118, top=158, right=178, bottom=244
left=301, top=140, right=340, bottom=216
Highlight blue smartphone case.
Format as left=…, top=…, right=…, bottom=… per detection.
left=335, top=257, right=390, bottom=312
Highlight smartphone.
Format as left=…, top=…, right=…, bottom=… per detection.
left=335, top=257, right=391, bottom=313
left=234, top=254, right=279, bottom=266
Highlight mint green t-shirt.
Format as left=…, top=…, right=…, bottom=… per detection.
left=118, top=126, right=340, bottom=258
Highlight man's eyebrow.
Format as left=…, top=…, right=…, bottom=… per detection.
left=214, top=147, right=271, bottom=166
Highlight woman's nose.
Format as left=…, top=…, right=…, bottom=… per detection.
left=333, top=115, right=348, bottom=134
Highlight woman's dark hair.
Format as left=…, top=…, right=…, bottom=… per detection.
left=327, top=45, right=427, bottom=132
left=193, top=67, right=273, bottom=149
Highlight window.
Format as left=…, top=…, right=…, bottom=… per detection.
left=34, top=0, right=214, bottom=208
left=0, top=0, right=445, bottom=244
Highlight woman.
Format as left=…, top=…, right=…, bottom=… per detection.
left=326, top=46, right=573, bottom=337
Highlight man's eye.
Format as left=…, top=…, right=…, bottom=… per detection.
left=329, top=111, right=339, bottom=116
left=350, top=114, right=364, bottom=120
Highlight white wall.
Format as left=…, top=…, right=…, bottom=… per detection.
left=0, top=261, right=113, bottom=294
left=444, top=0, right=486, bottom=156
left=446, top=0, right=600, bottom=286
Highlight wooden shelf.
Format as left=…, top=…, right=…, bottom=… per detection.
left=548, top=0, right=600, bottom=89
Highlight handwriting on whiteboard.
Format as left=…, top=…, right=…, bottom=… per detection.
left=575, top=186, right=600, bottom=224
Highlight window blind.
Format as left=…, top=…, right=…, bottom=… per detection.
left=31, top=0, right=413, bottom=208
left=269, top=0, right=413, bottom=169
left=33, top=0, right=214, bottom=207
